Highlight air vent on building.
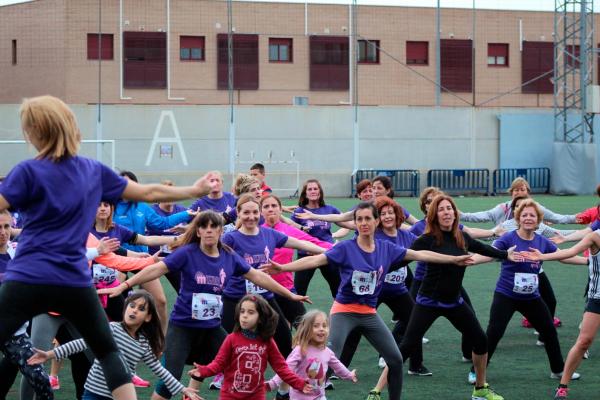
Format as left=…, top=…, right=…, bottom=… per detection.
left=293, top=96, right=308, bottom=106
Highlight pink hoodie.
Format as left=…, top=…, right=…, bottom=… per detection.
left=261, top=222, right=332, bottom=290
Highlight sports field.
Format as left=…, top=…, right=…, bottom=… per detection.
left=7, top=194, right=599, bottom=400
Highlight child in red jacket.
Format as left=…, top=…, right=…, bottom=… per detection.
left=189, top=295, right=311, bottom=399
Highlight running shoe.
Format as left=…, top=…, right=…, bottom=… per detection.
left=554, top=387, right=569, bottom=399
left=550, top=371, right=580, bottom=380
left=553, top=317, right=562, bottom=328
left=365, top=390, right=381, bottom=400
left=131, top=374, right=150, bottom=388
left=407, top=365, right=432, bottom=376
left=461, top=356, right=473, bottom=363
left=378, top=357, right=386, bottom=368
left=324, top=379, right=335, bottom=390
left=583, top=350, right=590, bottom=359
left=209, top=373, right=224, bottom=390
left=49, top=375, right=60, bottom=390
left=521, top=317, right=533, bottom=328
left=471, top=383, right=504, bottom=400
left=329, top=374, right=340, bottom=380
left=422, top=337, right=430, bottom=344
left=468, top=371, right=477, bottom=385
left=536, top=340, right=545, bottom=347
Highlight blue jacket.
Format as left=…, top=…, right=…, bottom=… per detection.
left=113, top=201, right=190, bottom=252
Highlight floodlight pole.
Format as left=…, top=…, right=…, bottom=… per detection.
left=435, top=0, right=441, bottom=106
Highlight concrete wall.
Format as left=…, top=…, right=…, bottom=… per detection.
left=0, top=104, right=559, bottom=196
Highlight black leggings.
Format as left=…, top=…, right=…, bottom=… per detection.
left=274, top=293, right=306, bottom=329
left=0, top=282, right=131, bottom=392
left=400, top=302, right=488, bottom=361
left=537, top=271, right=557, bottom=343
left=340, top=292, right=423, bottom=370
left=222, top=296, right=292, bottom=357
left=294, top=264, right=340, bottom=298
left=409, top=280, right=475, bottom=359
left=485, top=292, right=564, bottom=373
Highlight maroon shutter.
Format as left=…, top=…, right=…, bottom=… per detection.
left=522, top=41, right=553, bottom=94
left=217, top=34, right=259, bottom=90
left=441, top=39, right=472, bottom=92
left=87, top=34, right=113, bottom=60
left=406, top=41, right=428, bottom=64
left=310, top=36, right=349, bottom=91
left=123, top=32, right=166, bottom=88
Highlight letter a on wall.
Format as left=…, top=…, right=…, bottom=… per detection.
left=145, top=111, right=189, bottom=166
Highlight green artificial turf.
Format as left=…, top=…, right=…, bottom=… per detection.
left=8, top=195, right=599, bottom=399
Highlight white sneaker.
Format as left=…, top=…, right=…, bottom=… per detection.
left=378, top=357, right=386, bottom=368
left=583, top=350, right=590, bottom=359
left=467, top=371, right=477, bottom=385
left=534, top=330, right=539, bottom=336
left=536, top=340, right=545, bottom=347
left=422, top=337, right=430, bottom=344
left=461, top=356, right=473, bottom=363
left=550, top=371, right=581, bottom=380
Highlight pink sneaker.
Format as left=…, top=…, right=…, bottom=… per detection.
left=49, top=375, right=60, bottom=390
left=554, top=387, right=569, bottom=399
left=521, top=317, right=533, bottom=328
left=554, top=317, right=562, bottom=328
left=132, top=374, right=150, bottom=387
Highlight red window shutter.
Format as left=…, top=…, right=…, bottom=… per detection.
left=217, top=34, right=259, bottom=90
left=87, top=34, right=113, bottom=60
left=406, top=41, right=428, bottom=64
left=309, top=36, right=349, bottom=90
left=488, top=43, right=506, bottom=57
left=521, top=41, right=553, bottom=94
left=441, top=39, right=472, bottom=92
left=123, top=32, right=166, bottom=88
left=181, top=36, right=204, bottom=49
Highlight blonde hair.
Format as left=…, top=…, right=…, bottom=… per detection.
left=514, top=198, right=544, bottom=229
left=508, top=177, right=531, bottom=195
left=20, top=96, right=81, bottom=161
left=233, top=174, right=260, bottom=196
left=293, top=310, right=329, bottom=354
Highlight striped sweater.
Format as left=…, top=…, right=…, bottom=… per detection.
left=54, top=322, right=184, bottom=398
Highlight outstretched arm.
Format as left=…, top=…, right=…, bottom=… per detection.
left=122, top=172, right=216, bottom=203
left=527, top=232, right=599, bottom=262
left=404, top=249, right=474, bottom=266
left=261, top=254, right=329, bottom=274
left=244, top=268, right=310, bottom=303
left=294, top=210, right=353, bottom=223
left=285, top=237, right=327, bottom=254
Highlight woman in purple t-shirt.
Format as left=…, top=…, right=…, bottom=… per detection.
left=0, top=96, right=216, bottom=400
left=263, top=202, right=473, bottom=400
left=469, top=199, right=586, bottom=381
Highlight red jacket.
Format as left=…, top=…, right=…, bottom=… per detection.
left=576, top=206, right=599, bottom=225
left=197, top=332, right=306, bottom=399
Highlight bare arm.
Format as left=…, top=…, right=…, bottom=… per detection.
left=295, top=210, right=353, bottom=223
left=463, top=226, right=495, bottom=239
left=405, top=214, right=419, bottom=225
left=528, top=232, right=599, bottom=261
left=404, top=249, right=473, bottom=266
left=279, top=215, right=304, bottom=230
left=0, top=194, right=9, bottom=213
left=121, top=172, right=215, bottom=203
left=244, top=269, right=309, bottom=302
left=98, top=262, right=169, bottom=297
left=559, top=256, right=589, bottom=265
left=263, top=254, right=329, bottom=273
left=552, top=227, right=592, bottom=244
left=285, top=237, right=327, bottom=254
left=134, top=234, right=178, bottom=247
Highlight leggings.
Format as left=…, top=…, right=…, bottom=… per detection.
left=0, top=282, right=131, bottom=395
left=274, top=293, right=306, bottom=329
left=400, top=302, right=487, bottom=363
left=294, top=264, right=340, bottom=298
left=409, top=281, right=475, bottom=359
left=538, top=271, right=557, bottom=343
left=339, top=292, right=423, bottom=370
left=330, top=312, right=404, bottom=400
left=0, top=333, right=53, bottom=400
left=485, top=292, right=564, bottom=373
left=155, top=324, right=226, bottom=399
left=222, top=296, right=293, bottom=357
left=21, top=313, right=94, bottom=400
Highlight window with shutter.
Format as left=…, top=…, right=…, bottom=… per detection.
left=309, top=36, right=349, bottom=90
left=406, top=41, right=428, bottom=65
left=123, top=32, right=166, bottom=88
left=521, top=41, right=553, bottom=94
left=180, top=36, right=205, bottom=61
left=441, top=39, right=472, bottom=92
left=217, top=34, right=259, bottom=90
left=87, top=33, right=114, bottom=60
left=487, top=43, right=508, bottom=67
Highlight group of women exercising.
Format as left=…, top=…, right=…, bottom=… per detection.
left=0, top=95, right=598, bottom=400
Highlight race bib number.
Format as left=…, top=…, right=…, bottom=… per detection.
left=384, top=267, right=407, bottom=285
left=351, top=270, right=377, bottom=295
left=245, top=279, right=268, bottom=294
left=191, top=293, right=222, bottom=320
left=513, top=273, right=538, bottom=294
left=92, top=264, right=117, bottom=285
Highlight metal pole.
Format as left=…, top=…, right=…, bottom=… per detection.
left=228, top=0, right=235, bottom=174
left=435, top=0, right=441, bottom=106
left=96, top=0, right=103, bottom=162
left=352, top=0, right=359, bottom=174
left=471, top=0, right=476, bottom=106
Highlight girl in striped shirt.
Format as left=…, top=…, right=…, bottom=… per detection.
left=27, top=290, right=201, bottom=400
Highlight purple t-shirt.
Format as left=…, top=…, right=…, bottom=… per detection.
left=412, top=220, right=464, bottom=281
left=91, top=223, right=136, bottom=244
left=292, top=205, right=340, bottom=256
left=325, top=239, right=407, bottom=308
left=493, top=231, right=557, bottom=300
left=190, top=192, right=237, bottom=214
left=376, top=229, right=416, bottom=297
left=222, top=227, right=288, bottom=300
left=0, top=253, right=10, bottom=284
left=164, top=243, right=250, bottom=328
left=0, top=157, right=127, bottom=287
left=591, top=220, right=600, bottom=231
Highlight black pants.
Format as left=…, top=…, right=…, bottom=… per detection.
left=0, top=282, right=131, bottom=392
left=400, top=302, right=488, bottom=362
left=538, top=271, right=557, bottom=343
left=409, top=280, right=474, bottom=360
left=485, top=291, right=564, bottom=373
left=222, top=296, right=292, bottom=357
left=0, top=333, right=53, bottom=400
left=340, top=292, right=423, bottom=370
left=294, top=264, right=340, bottom=298
left=56, top=323, right=94, bottom=399
left=104, top=294, right=125, bottom=322
left=274, top=293, right=306, bottom=329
